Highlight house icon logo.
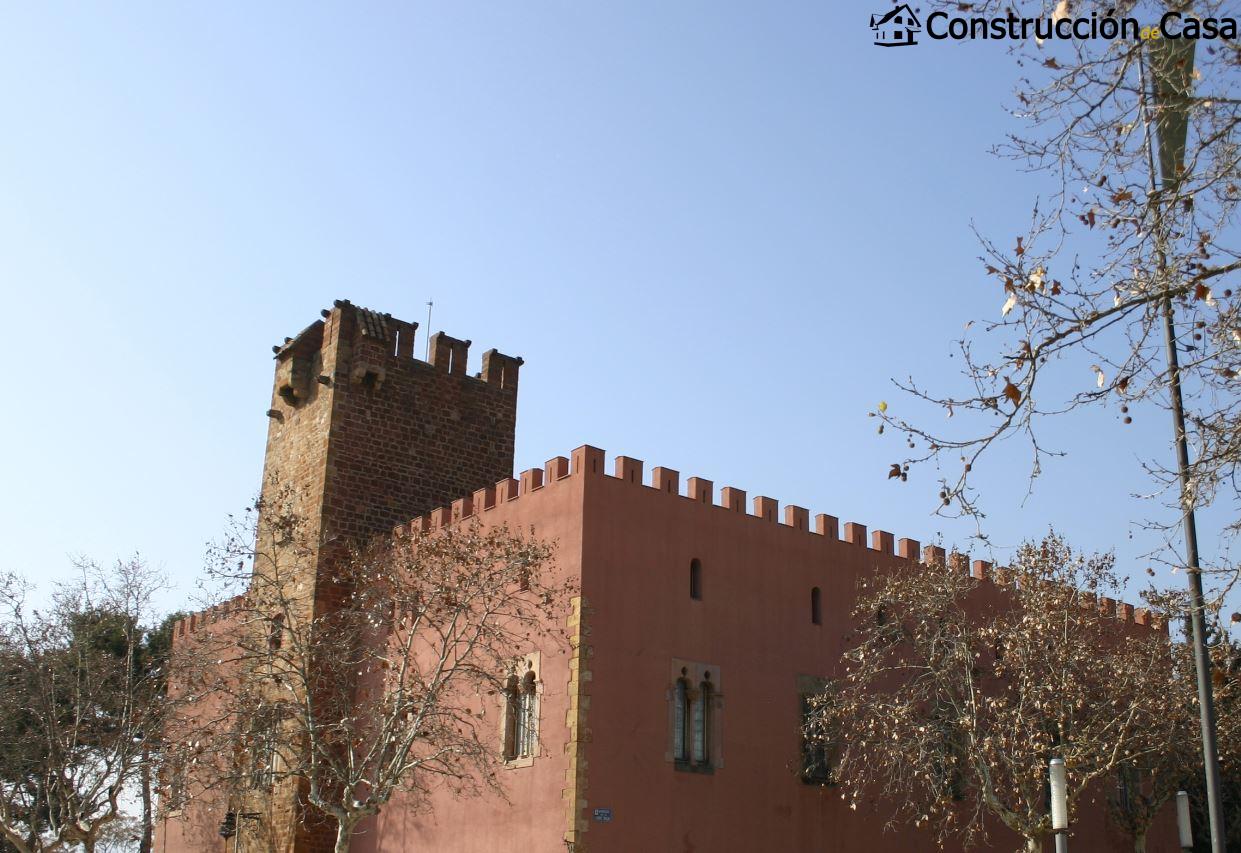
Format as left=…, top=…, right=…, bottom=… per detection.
left=870, top=4, right=921, bottom=46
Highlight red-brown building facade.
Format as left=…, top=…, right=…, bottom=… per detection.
left=156, top=301, right=1177, bottom=852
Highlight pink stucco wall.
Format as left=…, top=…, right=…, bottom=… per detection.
left=159, top=445, right=1180, bottom=852
left=570, top=451, right=1176, bottom=852
left=357, top=463, right=586, bottom=853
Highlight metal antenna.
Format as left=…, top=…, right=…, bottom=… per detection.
left=424, top=300, right=434, bottom=360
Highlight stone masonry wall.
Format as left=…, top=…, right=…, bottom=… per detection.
left=254, top=299, right=523, bottom=853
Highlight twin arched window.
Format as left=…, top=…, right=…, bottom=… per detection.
left=504, top=666, right=538, bottom=760
left=673, top=668, right=713, bottom=769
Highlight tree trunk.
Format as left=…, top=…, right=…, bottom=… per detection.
left=1133, top=830, right=1147, bottom=853
left=140, top=745, right=153, bottom=853
left=1025, top=837, right=1041, bottom=853
left=334, top=817, right=358, bottom=853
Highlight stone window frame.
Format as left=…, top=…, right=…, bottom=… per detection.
left=501, top=652, right=543, bottom=769
left=666, top=658, right=723, bottom=774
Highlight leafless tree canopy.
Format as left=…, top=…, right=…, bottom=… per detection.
left=879, top=0, right=1241, bottom=582
left=808, top=533, right=1186, bottom=851
left=171, top=492, right=567, bottom=853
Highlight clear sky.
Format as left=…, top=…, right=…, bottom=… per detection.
left=0, top=2, right=1230, bottom=618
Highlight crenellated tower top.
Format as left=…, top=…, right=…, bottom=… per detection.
left=257, top=298, right=523, bottom=607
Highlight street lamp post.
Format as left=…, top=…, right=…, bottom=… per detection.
left=1049, top=757, right=1068, bottom=853
left=1177, top=790, right=1194, bottom=852
left=1145, top=37, right=1226, bottom=853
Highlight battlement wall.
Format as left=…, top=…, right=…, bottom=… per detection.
left=269, top=299, right=522, bottom=410
left=394, top=444, right=1164, bottom=632
left=171, top=593, right=248, bottom=645
left=261, top=299, right=522, bottom=556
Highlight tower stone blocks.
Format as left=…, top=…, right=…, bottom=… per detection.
left=261, top=299, right=521, bottom=594
left=255, top=299, right=522, bottom=852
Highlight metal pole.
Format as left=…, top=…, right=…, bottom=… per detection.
left=424, top=300, right=433, bottom=360
left=1146, top=38, right=1226, bottom=852
left=1055, top=832, right=1068, bottom=853
left=1162, top=294, right=1226, bottom=853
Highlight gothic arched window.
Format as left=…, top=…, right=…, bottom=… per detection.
left=502, top=673, right=520, bottom=761
left=517, top=670, right=538, bottom=758
left=693, top=673, right=712, bottom=766
left=504, top=662, right=539, bottom=761
left=673, top=675, right=691, bottom=762
left=671, top=662, right=720, bottom=773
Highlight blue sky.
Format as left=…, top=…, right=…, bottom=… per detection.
left=0, top=2, right=1228, bottom=618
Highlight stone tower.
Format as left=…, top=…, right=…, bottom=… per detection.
left=256, top=299, right=522, bottom=851
left=262, top=298, right=521, bottom=567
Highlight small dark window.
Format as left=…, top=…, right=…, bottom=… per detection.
left=689, top=559, right=703, bottom=600
left=810, top=587, right=822, bottom=625
left=1117, top=765, right=1134, bottom=813
left=800, top=694, right=833, bottom=784
left=268, top=613, right=284, bottom=651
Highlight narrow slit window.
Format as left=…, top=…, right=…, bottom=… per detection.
left=689, top=559, right=703, bottom=600
left=268, top=613, right=284, bottom=651
left=810, top=587, right=822, bottom=625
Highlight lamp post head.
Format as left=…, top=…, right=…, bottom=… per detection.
left=1049, top=758, right=1069, bottom=831
left=1177, top=790, right=1194, bottom=849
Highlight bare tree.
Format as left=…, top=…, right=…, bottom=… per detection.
left=877, top=1, right=1241, bottom=575
left=871, top=9, right=1240, bottom=845
left=0, top=559, right=169, bottom=853
left=1170, top=634, right=1241, bottom=851
left=1105, top=635, right=1201, bottom=852
left=808, top=533, right=1179, bottom=851
left=174, top=493, right=566, bottom=853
